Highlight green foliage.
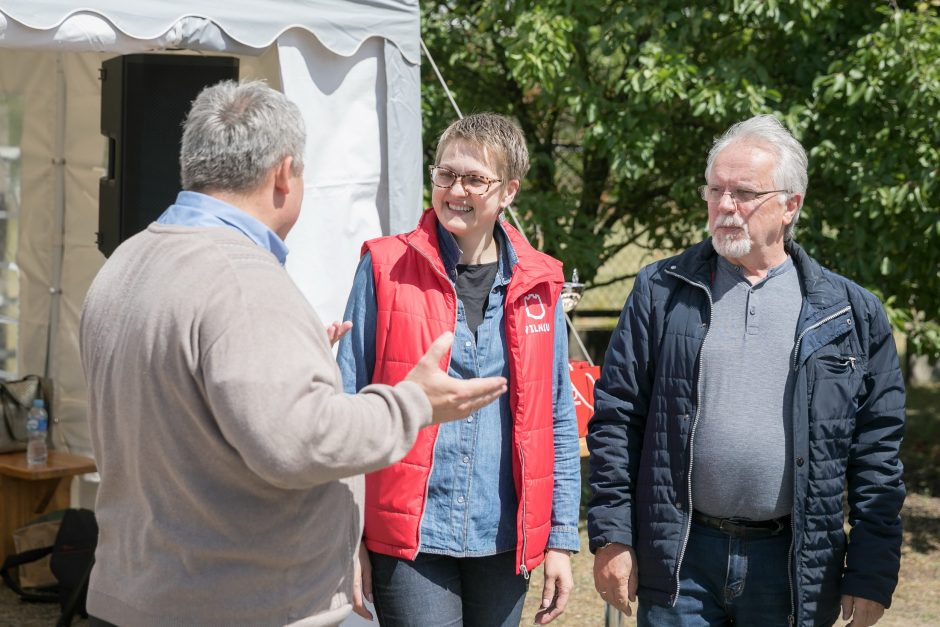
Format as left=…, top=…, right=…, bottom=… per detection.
left=805, top=5, right=940, bottom=358
left=421, top=1, right=940, bottom=356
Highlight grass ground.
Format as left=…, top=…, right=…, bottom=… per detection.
left=522, top=385, right=940, bottom=626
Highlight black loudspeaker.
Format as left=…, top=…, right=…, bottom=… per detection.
left=97, top=54, right=240, bottom=257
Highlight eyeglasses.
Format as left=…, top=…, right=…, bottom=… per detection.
left=429, top=166, right=502, bottom=195
left=698, top=185, right=790, bottom=204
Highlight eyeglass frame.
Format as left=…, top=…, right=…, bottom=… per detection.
left=428, top=165, right=503, bottom=195
left=698, top=185, right=790, bottom=204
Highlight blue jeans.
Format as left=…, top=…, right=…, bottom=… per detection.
left=638, top=520, right=793, bottom=627
left=369, top=551, right=528, bottom=627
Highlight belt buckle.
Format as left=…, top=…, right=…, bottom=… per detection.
left=718, top=518, right=740, bottom=535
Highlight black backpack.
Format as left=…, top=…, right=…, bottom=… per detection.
left=1, top=508, right=98, bottom=626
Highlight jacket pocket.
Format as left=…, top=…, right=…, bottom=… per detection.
left=807, top=351, right=864, bottom=453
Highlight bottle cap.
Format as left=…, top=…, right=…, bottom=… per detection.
left=31, top=399, right=44, bottom=408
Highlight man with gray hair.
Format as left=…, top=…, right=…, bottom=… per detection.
left=588, top=114, right=905, bottom=627
left=80, top=80, right=507, bottom=626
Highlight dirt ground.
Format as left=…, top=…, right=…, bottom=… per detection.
left=521, top=492, right=940, bottom=626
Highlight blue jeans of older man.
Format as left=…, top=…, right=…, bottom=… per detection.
left=638, top=520, right=793, bottom=627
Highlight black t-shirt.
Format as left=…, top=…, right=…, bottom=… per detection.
left=455, top=262, right=499, bottom=336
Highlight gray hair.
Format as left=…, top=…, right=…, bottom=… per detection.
left=180, top=80, right=305, bottom=194
left=435, top=112, right=529, bottom=183
left=705, top=114, right=808, bottom=241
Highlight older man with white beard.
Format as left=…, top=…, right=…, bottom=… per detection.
left=587, top=115, right=905, bottom=627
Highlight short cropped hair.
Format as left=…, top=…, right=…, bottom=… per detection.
left=180, top=80, right=305, bottom=194
left=705, top=114, right=808, bottom=241
left=435, top=113, right=529, bottom=183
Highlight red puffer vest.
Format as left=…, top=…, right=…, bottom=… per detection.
left=362, top=208, right=563, bottom=575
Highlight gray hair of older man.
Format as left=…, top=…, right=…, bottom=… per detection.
left=180, top=80, right=305, bottom=194
left=704, top=114, right=808, bottom=241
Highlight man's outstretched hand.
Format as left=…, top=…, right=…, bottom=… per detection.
left=406, top=332, right=507, bottom=424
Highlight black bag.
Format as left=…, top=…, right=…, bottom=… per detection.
left=1, top=508, right=98, bottom=626
left=0, top=374, right=54, bottom=453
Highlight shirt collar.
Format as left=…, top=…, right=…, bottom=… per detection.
left=156, top=191, right=289, bottom=265
left=716, top=253, right=794, bottom=287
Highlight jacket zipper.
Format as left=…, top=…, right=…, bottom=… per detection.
left=518, top=443, right=530, bottom=579
left=791, top=306, right=851, bottom=372
left=408, top=240, right=460, bottom=559
left=787, top=520, right=796, bottom=625
left=786, top=304, right=850, bottom=625
left=663, top=268, right=712, bottom=606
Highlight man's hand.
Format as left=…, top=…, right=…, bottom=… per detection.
left=534, top=549, right=574, bottom=625
left=841, top=595, right=885, bottom=627
left=405, top=332, right=507, bottom=424
left=352, top=543, right=374, bottom=621
left=326, top=320, right=353, bottom=346
left=593, top=543, right=638, bottom=617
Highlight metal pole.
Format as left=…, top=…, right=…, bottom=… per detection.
left=43, top=53, right=67, bottom=382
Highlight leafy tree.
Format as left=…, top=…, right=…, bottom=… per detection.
left=806, top=4, right=940, bottom=357
left=421, top=1, right=940, bottom=356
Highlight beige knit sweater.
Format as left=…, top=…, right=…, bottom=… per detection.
left=80, top=224, right=431, bottom=626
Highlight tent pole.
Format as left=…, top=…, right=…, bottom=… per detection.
left=43, top=53, right=66, bottom=380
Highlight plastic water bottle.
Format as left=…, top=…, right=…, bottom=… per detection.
left=26, top=399, right=48, bottom=467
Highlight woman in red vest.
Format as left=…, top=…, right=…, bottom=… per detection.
left=337, top=113, right=581, bottom=626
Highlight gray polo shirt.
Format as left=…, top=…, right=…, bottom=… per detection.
left=691, top=254, right=802, bottom=521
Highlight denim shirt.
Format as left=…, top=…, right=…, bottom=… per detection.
left=156, top=191, right=289, bottom=265
left=337, top=220, right=581, bottom=555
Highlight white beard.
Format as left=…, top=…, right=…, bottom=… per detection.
left=709, top=215, right=752, bottom=259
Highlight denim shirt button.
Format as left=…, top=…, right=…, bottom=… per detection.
left=462, top=456, right=470, bottom=463
left=457, top=496, right=465, bottom=504
left=464, top=340, right=472, bottom=347
left=467, top=415, right=474, bottom=423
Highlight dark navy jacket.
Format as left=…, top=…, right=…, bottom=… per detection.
left=587, top=239, right=905, bottom=627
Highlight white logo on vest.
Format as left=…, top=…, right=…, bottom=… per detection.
left=524, top=293, right=546, bottom=319
left=523, top=293, right=550, bottom=334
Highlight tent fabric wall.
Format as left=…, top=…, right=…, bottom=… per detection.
left=279, top=33, right=421, bottom=323
left=16, top=52, right=109, bottom=455
left=0, top=3, right=422, bottom=457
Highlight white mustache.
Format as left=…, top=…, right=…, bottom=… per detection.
left=713, top=215, right=746, bottom=229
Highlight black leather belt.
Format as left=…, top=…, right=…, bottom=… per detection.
left=692, top=510, right=790, bottom=538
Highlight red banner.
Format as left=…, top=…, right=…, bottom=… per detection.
left=568, top=360, right=600, bottom=438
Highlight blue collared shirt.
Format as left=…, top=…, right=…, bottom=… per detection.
left=156, top=191, right=289, bottom=265
left=337, top=220, right=581, bottom=556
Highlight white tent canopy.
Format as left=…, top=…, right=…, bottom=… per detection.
left=0, top=0, right=422, bottom=457
left=0, top=0, right=421, bottom=60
